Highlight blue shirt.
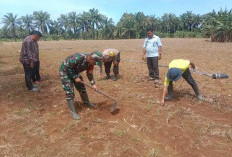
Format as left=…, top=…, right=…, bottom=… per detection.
left=143, top=35, right=162, bottom=57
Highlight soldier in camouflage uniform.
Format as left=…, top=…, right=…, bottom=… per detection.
left=59, top=51, right=103, bottom=120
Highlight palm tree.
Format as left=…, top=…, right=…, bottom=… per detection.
left=20, top=14, right=34, bottom=34
left=202, top=9, right=232, bottom=42
left=134, top=12, right=146, bottom=38
left=33, top=11, right=50, bottom=34
left=57, top=14, right=69, bottom=33
left=2, top=13, right=21, bottom=41
left=79, top=11, right=91, bottom=39
left=118, top=13, right=136, bottom=39
left=67, top=12, right=80, bottom=38
left=89, top=8, right=102, bottom=39
left=99, top=15, right=115, bottom=39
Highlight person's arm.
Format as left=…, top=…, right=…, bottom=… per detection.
left=142, top=48, right=146, bottom=60
left=157, top=37, right=162, bottom=60
left=87, top=66, right=97, bottom=90
left=161, top=86, right=168, bottom=106
left=189, top=61, right=196, bottom=70
left=25, top=40, right=34, bottom=68
left=142, top=39, right=147, bottom=60
left=158, top=46, right=162, bottom=60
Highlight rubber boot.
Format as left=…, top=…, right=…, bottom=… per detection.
left=80, top=92, right=96, bottom=108
left=105, top=73, right=111, bottom=79
left=112, top=75, right=118, bottom=81
left=192, top=85, right=203, bottom=100
left=67, top=99, right=80, bottom=120
left=165, top=84, right=173, bottom=100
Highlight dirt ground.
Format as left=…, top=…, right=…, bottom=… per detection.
left=0, top=38, right=232, bottom=157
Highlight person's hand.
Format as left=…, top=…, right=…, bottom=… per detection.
left=191, top=64, right=196, bottom=70
left=142, top=55, right=146, bottom=60
left=161, top=99, right=165, bottom=106
left=92, top=84, right=97, bottom=91
left=75, top=78, right=83, bottom=83
left=113, top=60, right=118, bottom=65
left=158, top=55, right=162, bottom=60
left=30, top=62, right=34, bottom=69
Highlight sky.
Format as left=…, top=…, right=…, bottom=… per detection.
left=0, top=0, right=232, bottom=24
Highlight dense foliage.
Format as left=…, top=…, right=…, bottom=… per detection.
left=1, top=8, right=231, bottom=42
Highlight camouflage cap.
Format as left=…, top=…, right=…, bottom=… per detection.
left=89, top=51, right=103, bottom=62
left=89, top=51, right=103, bottom=66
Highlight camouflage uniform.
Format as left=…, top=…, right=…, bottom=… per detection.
left=59, top=53, right=95, bottom=100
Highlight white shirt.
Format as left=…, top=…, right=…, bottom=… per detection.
left=143, top=35, right=162, bottom=57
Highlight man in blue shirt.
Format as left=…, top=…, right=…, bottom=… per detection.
left=142, top=28, right=162, bottom=84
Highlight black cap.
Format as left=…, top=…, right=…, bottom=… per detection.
left=31, top=30, right=42, bottom=37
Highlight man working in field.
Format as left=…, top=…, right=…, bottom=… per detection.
left=102, top=48, right=120, bottom=81
left=142, top=28, right=162, bottom=84
left=161, top=59, right=203, bottom=106
left=19, top=30, right=42, bottom=92
left=59, top=51, right=103, bottom=120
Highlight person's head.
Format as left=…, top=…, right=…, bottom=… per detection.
left=167, top=68, right=182, bottom=82
left=87, top=51, right=103, bottom=66
left=103, top=51, right=116, bottom=62
left=146, top=28, right=154, bottom=38
left=31, top=30, right=42, bottom=41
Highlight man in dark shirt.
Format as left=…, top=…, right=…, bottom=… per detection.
left=19, top=31, right=42, bottom=92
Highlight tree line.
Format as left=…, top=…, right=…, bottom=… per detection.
left=1, top=8, right=232, bottom=42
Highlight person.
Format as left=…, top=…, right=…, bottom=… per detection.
left=59, top=51, right=103, bottom=120
left=19, top=30, right=42, bottom=92
left=161, top=59, right=203, bottom=106
left=102, top=48, right=120, bottom=81
left=142, top=28, right=162, bottom=84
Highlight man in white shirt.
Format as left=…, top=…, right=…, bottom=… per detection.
left=142, top=28, right=162, bottom=84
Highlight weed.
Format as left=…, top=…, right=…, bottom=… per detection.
left=226, top=127, right=232, bottom=142
left=80, top=134, right=85, bottom=140
left=130, top=136, right=140, bottom=142
left=156, top=107, right=160, bottom=121
left=115, top=130, right=125, bottom=138
left=217, top=102, right=221, bottom=111
left=149, top=148, right=159, bottom=157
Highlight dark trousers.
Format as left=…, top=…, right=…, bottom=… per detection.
left=104, top=59, right=120, bottom=76
left=22, top=64, right=33, bottom=90
left=169, top=68, right=200, bottom=95
left=32, top=61, right=41, bottom=83
left=147, top=57, right=159, bottom=79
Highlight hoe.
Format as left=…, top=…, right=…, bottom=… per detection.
left=84, top=83, right=118, bottom=112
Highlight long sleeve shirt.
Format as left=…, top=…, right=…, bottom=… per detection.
left=19, top=35, right=39, bottom=64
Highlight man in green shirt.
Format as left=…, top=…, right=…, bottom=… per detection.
left=161, top=59, right=203, bottom=106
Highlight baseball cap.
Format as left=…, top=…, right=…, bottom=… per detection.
left=167, top=68, right=182, bottom=81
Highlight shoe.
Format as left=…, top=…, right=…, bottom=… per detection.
left=67, top=99, right=80, bottom=120
left=165, top=95, right=173, bottom=100
left=86, top=102, right=96, bottom=108
left=147, top=77, right=155, bottom=81
left=33, top=84, right=39, bottom=88
left=80, top=92, right=96, bottom=108
left=197, top=94, right=203, bottom=101
left=154, top=79, right=159, bottom=84
left=30, top=88, right=38, bottom=92
left=112, top=76, right=118, bottom=81
left=105, top=75, right=111, bottom=80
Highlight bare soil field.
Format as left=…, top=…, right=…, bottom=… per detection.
left=0, top=38, right=232, bottom=157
